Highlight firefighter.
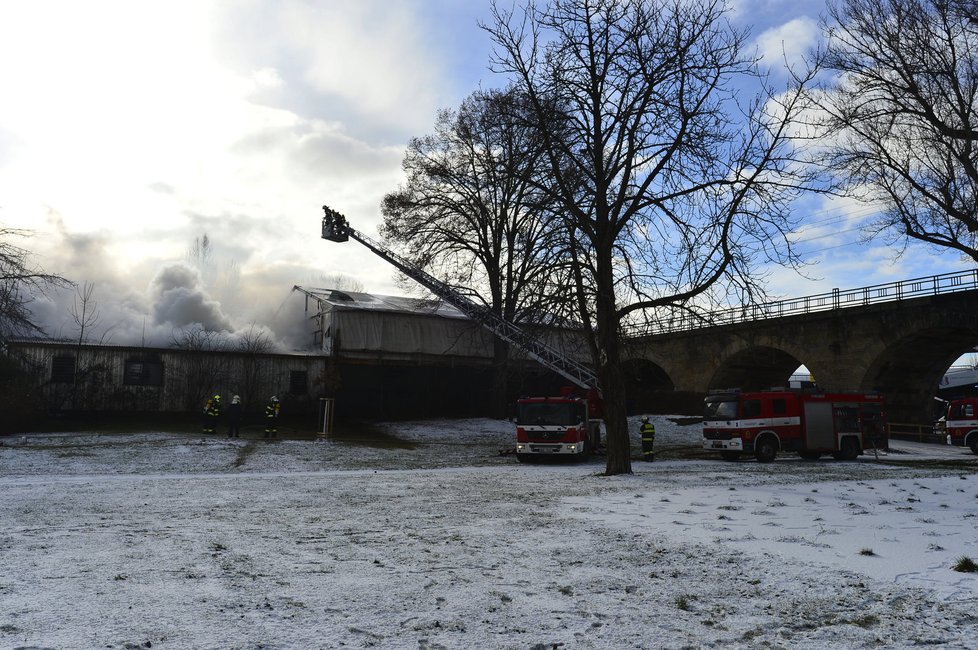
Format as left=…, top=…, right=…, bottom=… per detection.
left=203, top=394, right=221, bottom=435
left=264, top=396, right=280, bottom=438
left=226, top=395, right=243, bottom=438
left=640, top=416, right=656, bottom=461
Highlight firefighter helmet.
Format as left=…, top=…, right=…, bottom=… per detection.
left=641, top=416, right=650, bottom=424
left=270, top=396, right=279, bottom=402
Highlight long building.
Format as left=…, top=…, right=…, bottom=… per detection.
left=6, top=288, right=586, bottom=420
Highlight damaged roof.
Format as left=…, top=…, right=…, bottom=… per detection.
left=293, top=286, right=467, bottom=319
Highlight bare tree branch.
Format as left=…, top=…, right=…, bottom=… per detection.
left=380, top=87, right=568, bottom=416
left=0, top=226, right=71, bottom=342
left=816, top=0, right=978, bottom=260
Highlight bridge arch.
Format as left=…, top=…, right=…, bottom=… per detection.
left=708, top=342, right=807, bottom=392
left=621, top=357, right=675, bottom=413
left=860, top=327, right=978, bottom=423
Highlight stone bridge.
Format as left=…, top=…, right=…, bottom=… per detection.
left=622, top=270, right=978, bottom=423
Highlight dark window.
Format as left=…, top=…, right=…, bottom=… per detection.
left=741, top=399, right=762, bottom=418
left=289, top=370, right=308, bottom=395
left=772, top=399, right=787, bottom=415
left=51, top=356, right=76, bottom=383
left=124, top=359, right=164, bottom=386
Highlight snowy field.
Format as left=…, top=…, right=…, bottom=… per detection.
left=1, top=415, right=977, bottom=649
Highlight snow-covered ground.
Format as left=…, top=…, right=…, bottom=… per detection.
left=1, top=415, right=977, bottom=649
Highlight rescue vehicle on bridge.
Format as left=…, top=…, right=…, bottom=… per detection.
left=703, top=389, right=888, bottom=462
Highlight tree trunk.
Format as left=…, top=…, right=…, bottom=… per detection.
left=599, top=329, right=632, bottom=475
left=594, top=247, right=632, bottom=475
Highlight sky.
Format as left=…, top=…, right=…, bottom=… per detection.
left=0, top=0, right=974, bottom=351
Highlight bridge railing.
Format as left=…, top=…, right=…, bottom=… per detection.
left=623, top=268, right=978, bottom=337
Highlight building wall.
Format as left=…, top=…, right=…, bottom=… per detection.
left=324, top=308, right=495, bottom=357
left=8, top=341, right=328, bottom=414
left=323, top=306, right=592, bottom=364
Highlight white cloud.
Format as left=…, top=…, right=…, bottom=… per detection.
left=0, top=1, right=414, bottom=308
left=756, top=17, right=820, bottom=74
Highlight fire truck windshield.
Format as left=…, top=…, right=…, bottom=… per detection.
left=704, top=398, right=738, bottom=420
left=518, top=402, right=583, bottom=426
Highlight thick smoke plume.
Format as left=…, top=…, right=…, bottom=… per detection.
left=150, top=264, right=233, bottom=332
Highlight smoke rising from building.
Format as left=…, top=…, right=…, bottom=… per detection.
left=150, top=264, right=233, bottom=332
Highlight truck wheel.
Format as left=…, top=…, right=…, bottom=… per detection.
left=969, top=437, right=978, bottom=455
left=516, top=454, right=533, bottom=464
left=834, top=437, right=860, bottom=461
left=720, top=451, right=741, bottom=461
left=754, top=437, right=777, bottom=463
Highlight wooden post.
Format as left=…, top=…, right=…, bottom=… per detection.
left=318, top=398, right=335, bottom=440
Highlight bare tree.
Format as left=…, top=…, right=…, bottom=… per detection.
left=316, top=273, right=365, bottom=293
left=66, top=281, right=114, bottom=410
left=238, top=322, right=273, bottom=411
left=381, top=87, right=563, bottom=417
left=69, top=281, right=105, bottom=345
left=0, top=226, right=70, bottom=342
left=170, top=325, right=231, bottom=411
left=187, top=233, right=214, bottom=274
left=817, top=0, right=978, bottom=260
left=486, top=0, right=822, bottom=474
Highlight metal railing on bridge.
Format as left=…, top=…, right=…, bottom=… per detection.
left=624, top=268, right=978, bottom=337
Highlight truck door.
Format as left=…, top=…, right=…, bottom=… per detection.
left=804, top=402, right=834, bottom=449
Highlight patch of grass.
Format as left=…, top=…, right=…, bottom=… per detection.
left=56, top=449, right=96, bottom=458
left=952, top=556, right=978, bottom=573
left=675, top=594, right=695, bottom=611
left=859, top=548, right=876, bottom=556
left=850, top=614, right=880, bottom=628
left=321, top=420, right=418, bottom=449
left=741, top=628, right=763, bottom=641
left=231, top=442, right=258, bottom=468
left=880, top=459, right=978, bottom=471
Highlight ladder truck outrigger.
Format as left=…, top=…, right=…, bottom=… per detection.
left=320, top=205, right=603, bottom=462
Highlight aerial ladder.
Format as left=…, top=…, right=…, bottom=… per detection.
left=320, top=205, right=599, bottom=390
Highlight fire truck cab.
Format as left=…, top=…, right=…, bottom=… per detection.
left=703, top=389, right=887, bottom=463
left=943, top=397, right=978, bottom=454
left=515, top=389, right=602, bottom=462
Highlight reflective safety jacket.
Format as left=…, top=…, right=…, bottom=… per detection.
left=640, top=422, right=656, bottom=438
left=265, top=402, right=280, bottom=419
left=204, top=398, right=221, bottom=417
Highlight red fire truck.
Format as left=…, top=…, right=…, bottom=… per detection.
left=702, top=389, right=888, bottom=462
left=941, top=397, right=978, bottom=454
left=515, top=388, right=602, bottom=461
